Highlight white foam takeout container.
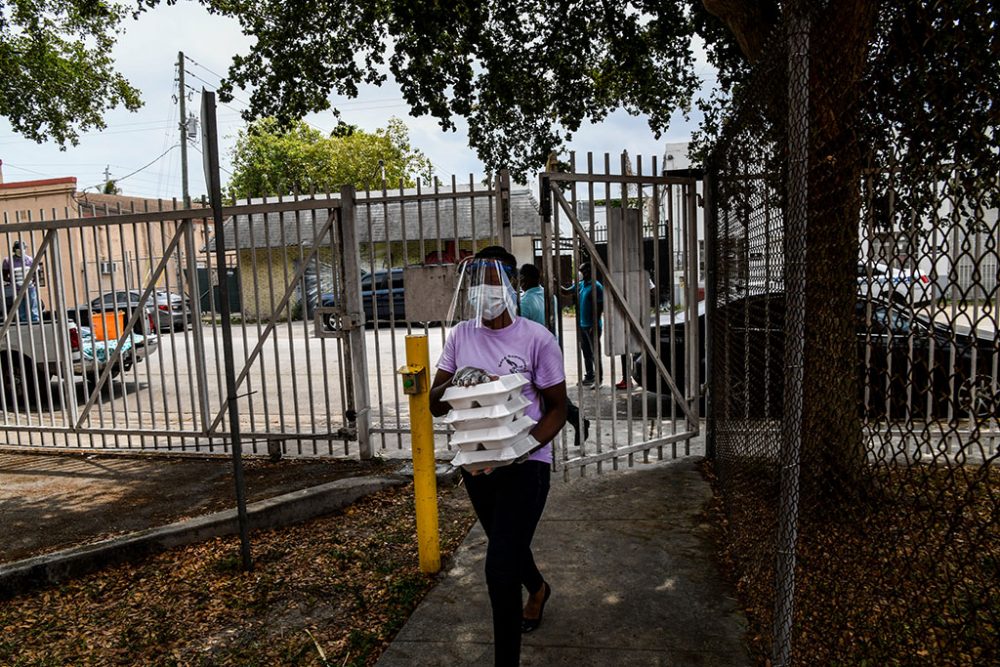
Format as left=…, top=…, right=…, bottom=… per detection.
left=441, top=394, right=532, bottom=430
left=451, top=435, right=539, bottom=472
left=450, top=415, right=536, bottom=451
left=441, top=373, right=530, bottom=410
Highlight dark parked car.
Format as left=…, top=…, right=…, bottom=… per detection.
left=70, top=292, right=155, bottom=336
left=140, top=290, right=192, bottom=332
left=633, top=293, right=998, bottom=420
left=320, top=268, right=406, bottom=329
left=81, top=290, right=191, bottom=334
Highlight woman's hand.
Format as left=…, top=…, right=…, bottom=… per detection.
left=452, top=366, right=497, bottom=387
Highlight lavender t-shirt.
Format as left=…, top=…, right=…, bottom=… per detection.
left=437, top=316, right=566, bottom=464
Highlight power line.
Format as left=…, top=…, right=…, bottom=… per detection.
left=91, top=144, right=180, bottom=191
left=187, top=141, right=234, bottom=176
left=183, top=70, right=219, bottom=91
left=1, top=162, right=53, bottom=176
left=0, top=116, right=242, bottom=146
left=183, top=55, right=227, bottom=82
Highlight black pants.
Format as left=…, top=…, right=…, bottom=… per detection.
left=566, top=401, right=584, bottom=448
left=579, top=326, right=602, bottom=381
left=461, top=461, right=551, bottom=667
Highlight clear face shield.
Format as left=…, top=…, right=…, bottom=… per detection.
left=445, top=258, right=519, bottom=327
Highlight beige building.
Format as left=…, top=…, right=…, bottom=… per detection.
left=0, top=165, right=205, bottom=308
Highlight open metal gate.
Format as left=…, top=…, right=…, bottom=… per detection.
left=338, top=153, right=704, bottom=476
left=538, top=154, right=704, bottom=475
left=329, top=176, right=515, bottom=454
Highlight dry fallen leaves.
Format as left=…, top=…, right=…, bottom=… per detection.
left=700, top=460, right=999, bottom=666
left=0, top=482, right=476, bottom=667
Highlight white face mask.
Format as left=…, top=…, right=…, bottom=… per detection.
left=469, top=284, right=512, bottom=320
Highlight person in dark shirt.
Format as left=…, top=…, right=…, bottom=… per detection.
left=2, top=241, right=40, bottom=323
left=519, top=264, right=590, bottom=449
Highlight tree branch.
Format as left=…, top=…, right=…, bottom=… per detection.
left=700, top=0, right=775, bottom=63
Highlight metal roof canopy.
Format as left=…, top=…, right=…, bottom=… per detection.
left=219, top=184, right=540, bottom=250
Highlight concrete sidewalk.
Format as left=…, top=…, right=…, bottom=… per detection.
left=378, top=457, right=749, bottom=666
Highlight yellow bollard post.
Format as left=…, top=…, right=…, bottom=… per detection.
left=398, top=334, right=441, bottom=574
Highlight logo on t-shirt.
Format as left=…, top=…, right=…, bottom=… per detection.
left=498, top=354, right=528, bottom=375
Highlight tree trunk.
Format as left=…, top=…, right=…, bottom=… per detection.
left=798, top=1, right=878, bottom=504
left=704, top=1, right=880, bottom=501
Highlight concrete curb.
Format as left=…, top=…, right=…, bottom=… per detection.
left=0, top=474, right=407, bottom=599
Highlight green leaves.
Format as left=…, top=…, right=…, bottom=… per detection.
left=192, top=0, right=703, bottom=179
left=226, top=116, right=434, bottom=200
left=0, top=0, right=141, bottom=146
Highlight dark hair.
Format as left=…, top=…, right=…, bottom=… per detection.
left=474, top=245, right=517, bottom=269
left=579, top=261, right=591, bottom=274
left=519, top=263, right=540, bottom=283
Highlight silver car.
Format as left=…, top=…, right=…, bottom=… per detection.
left=143, top=290, right=192, bottom=332
left=104, top=290, right=191, bottom=332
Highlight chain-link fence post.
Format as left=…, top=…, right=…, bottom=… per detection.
left=772, top=8, right=810, bottom=666
left=703, top=169, right=718, bottom=460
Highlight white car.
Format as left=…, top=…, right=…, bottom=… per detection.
left=857, top=262, right=933, bottom=305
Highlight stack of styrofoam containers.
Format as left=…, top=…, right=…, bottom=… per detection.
left=442, top=373, right=537, bottom=472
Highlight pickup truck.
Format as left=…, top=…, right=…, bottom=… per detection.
left=1, top=297, right=158, bottom=406
left=0, top=314, right=81, bottom=406
left=66, top=304, right=159, bottom=382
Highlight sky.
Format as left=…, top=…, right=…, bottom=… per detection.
left=0, top=2, right=713, bottom=201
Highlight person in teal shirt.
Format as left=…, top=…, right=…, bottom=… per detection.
left=520, top=263, right=589, bottom=448
left=561, top=261, right=603, bottom=386
left=518, top=263, right=552, bottom=330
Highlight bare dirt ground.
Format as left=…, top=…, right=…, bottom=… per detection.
left=0, top=450, right=400, bottom=563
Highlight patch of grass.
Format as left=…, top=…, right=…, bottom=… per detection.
left=344, top=629, right=382, bottom=667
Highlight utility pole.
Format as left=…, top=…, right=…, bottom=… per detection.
left=178, top=51, right=191, bottom=209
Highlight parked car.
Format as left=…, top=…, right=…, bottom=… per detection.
left=633, top=293, right=997, bottom=420
left=319, top=268, right=406, bottom=329
left=141, top=290, right=192, bottom=332
left=78, top=292, right=149, bottom=335
left=857, top=262, right=934, bottom=306
left=631, top=301, right=707, bottom=414
left=79, top=290, right=178, bottom=335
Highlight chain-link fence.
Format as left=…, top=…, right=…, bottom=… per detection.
left=706, top=3, right=999, bottom=664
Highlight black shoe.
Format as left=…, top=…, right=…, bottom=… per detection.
left=521, top=582, right=552, bottom=634
left=581, top=376, right=595, bottom=387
